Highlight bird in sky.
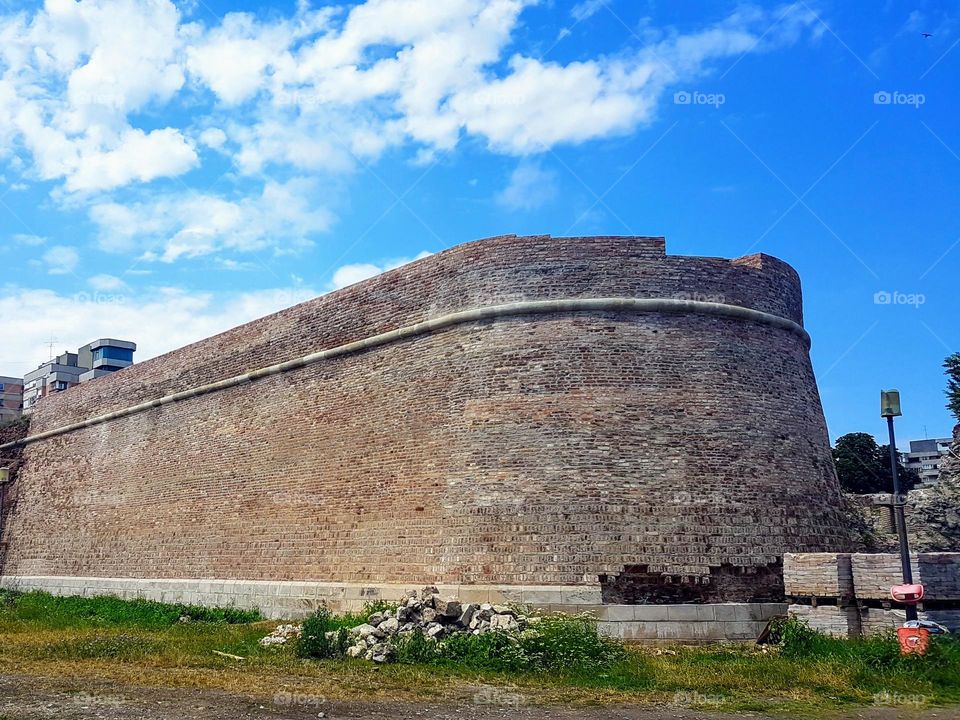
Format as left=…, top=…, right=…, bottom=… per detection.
left=922, top=32, right=933, bottom=38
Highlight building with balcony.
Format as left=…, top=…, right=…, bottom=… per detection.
left=22, top=339, right=136, bottom=413
left=77, top=339, right=136, bottom=382
left=0, top=376, right=23, bottom=423
left=904, top=437, right=955, bottom=487
left=23, top=352, right=86, bottom=413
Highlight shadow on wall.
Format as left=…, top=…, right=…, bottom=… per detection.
left=600, top=562, right=786, bottom=604
left=0, top=418, right=29, bottom=573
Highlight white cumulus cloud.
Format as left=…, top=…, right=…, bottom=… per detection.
left=12, top=233, right=46, bottom=246
left=65, top=128, right=197, bottom=192
left=1, top=0, right=193, bottom=193
left=88, top=274, right=128, bottom=291
left=0, top=0, right=820, bottom=190
left=496, top=160, right=558, bottom=210
left=0, top=0, right=821, bottom=263
left=42, top=245, right=79, bottom=275
left=570, top=0, right=607, bottom=23
left=0, top=285, right=318, bottom=379
left=329, top=251, right=433, bottom=290
left=198, top=127, right=227, bottom=149
left=90, top=177, right=334, bottom=261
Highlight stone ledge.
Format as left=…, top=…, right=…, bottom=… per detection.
left=0, top=576, right=607, bottom=619
left=0, top=575, right=784, bottom=641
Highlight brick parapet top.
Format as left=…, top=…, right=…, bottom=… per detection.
left=29, top=234, right=805, bottom=430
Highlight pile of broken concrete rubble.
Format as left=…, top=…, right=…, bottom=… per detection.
left=344, top=585, right=532, bottom=662
left=258, top=586, right=534, bottom=663
left=258, top=623, right=301, bottom=647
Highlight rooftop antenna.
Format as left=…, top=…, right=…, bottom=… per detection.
left=923, top=425, right=928, bottom=439
left=46, top=335, right=58, bottom=361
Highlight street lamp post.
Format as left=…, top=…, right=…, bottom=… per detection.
left=880, top=390, right=918, bottom=623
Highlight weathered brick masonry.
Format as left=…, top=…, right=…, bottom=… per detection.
left=0, top=235, right=857, bottom=598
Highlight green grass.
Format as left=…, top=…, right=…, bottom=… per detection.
left=0, top=588, right=260, bottom=629
left=767, top=617, right=960, bottom=702
left=1, top=591, right=958, bottom=713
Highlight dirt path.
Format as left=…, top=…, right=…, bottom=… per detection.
left=0, top=675, right=957, bottom=720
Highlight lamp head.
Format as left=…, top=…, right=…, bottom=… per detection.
left=881, top=390, right=902, bottom=418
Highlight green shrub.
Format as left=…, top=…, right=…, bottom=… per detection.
left=769, top=616, right=842, bottom=658
left=362, top=600, right=400, bottom=616
left=0, top=416, right=29, bottom=431
left=427, top=628, right=531, bottom=671
left=395, top=613, right=626, bottom=673
left=394, top=629, right=440, bottom=665
left=925, top=634, right=960, bottom=662
left=296, top=608, right=349, bottom=659
left=520, top=614, right=627, bottom=671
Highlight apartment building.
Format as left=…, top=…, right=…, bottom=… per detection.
left=903, top=437, right=955, bottom=487
left=77, top=338, right=136, bottom=381
left=22, top=339, right=136, bottom=413
left=0, top=376, right=23, bottom=423
left=22, top=352, right=86, bottom=413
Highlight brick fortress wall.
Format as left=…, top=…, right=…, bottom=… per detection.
left=0, top=235, right=858, bottom=599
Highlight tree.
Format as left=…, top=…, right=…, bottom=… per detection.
left=832, top=433, right=882, bottom=494
left=832, top=432, right=921, bottom=494
left=945, top=352, right=960, bottom=422
left=877, top=443, right=922, bottom=493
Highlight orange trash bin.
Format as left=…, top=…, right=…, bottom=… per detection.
left=897, top=626, right=930, bottom=655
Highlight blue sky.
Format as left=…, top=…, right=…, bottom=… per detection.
left=0, top=0, right=957, bottom=447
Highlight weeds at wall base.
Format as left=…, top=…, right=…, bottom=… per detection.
left=0, top=588, right=261, bottom=628
left=1, top=591, right=959, bottom=712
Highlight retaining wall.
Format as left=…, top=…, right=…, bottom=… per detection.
left=0, top=575, right=784, bottom=643
left=0, top=235, right=854, bottom=597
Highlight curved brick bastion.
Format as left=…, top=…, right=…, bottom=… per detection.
left=0, top=234, right=858, bottom=612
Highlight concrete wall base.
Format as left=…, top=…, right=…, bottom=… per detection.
left=859, top=607, right=960, bottom=635
left=0, top=575, right=784, bottom=643
left=596, top=602, right=785, bottom=644
left=787, top=604, right=862, bottom=637
left=788, top=604, right=960, bottom=637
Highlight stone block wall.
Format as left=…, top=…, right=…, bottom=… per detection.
left=851, top=553, right=960, bottom=601
left=783, top=552, right=854, bottom=599
left=786, top=552, right=960, bottom=636
left=597, top=602, right=786, bottom=644
left=0, top=574, right=783, bottom=643
left=0, top=235, right=855, bottom=596
left=859, top=607, right=960, bottom=635
left=788, top=604, right=861, bottom=637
